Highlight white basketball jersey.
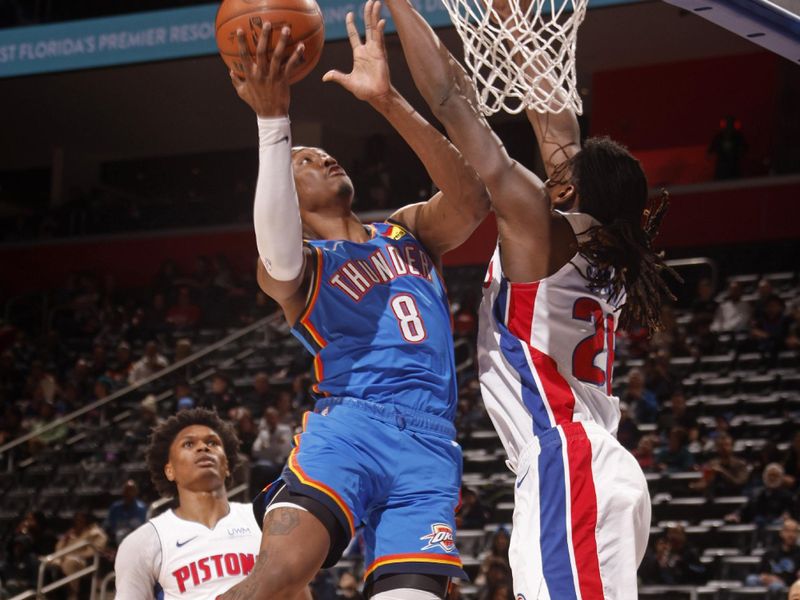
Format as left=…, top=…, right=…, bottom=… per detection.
left=478, top=211, right=623, bottom=465
left=152, top=502, right=260, bottom=599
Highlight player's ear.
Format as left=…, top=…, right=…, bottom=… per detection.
left=164, top=462, right=175, bottom=482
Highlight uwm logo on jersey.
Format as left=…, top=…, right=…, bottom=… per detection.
left=329, top=243, right=435, bottom=303
left=172, top=552, right=255, bottom=593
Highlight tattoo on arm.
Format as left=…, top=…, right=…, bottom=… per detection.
left=264, top=508, right=301, bottom=536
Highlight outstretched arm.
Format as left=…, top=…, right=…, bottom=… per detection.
left=385, top=0, right=567, bottom=281
left=491, top=0, right=581, bottom=191
left=230, top=24, right=309, bottom=323
left=324, top=1, right=488, bottom=260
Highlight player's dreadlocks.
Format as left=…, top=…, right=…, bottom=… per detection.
left=147, top=407, right=241, bottom=501
left=563, top=137, right=679, bottom=332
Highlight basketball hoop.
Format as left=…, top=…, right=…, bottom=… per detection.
left=440, top=0, right=588, bottom=116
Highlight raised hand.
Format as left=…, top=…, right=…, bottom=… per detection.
left=229, top=23, right=305, bottom=117
left=322, top=0, right=391, bottom=105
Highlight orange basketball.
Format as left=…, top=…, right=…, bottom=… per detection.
left=215, top=0, right=325, bottom=84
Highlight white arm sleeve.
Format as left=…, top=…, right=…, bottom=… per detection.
left=114, top=522, right=161, bottom=600
left=254, top=116, right=304, bottom=281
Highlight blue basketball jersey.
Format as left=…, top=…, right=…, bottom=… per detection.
left=291, top=221, right=457, bottom=420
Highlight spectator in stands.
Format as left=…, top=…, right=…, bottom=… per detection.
left=67, top=358, right=94, bottom=398
left=783, top=432, right=800, bottom=490
left=0, top=403, right=23, bottom=445
left=337, top=571, right=362, bottom=600
left=166, top=286, right=203, bottom=330
left=109, top=341, right=133, bottom=383
left=475, top=529, right=511, bottom=587
left=657, top=389, right=700, bottom=441
left=174, top=338, right=192, bottom=362
left=617, top=401, right=641, bottom=450
left=0, top=534, right=39, bottom=596
left=691, top=278, right=718, bottom=329
left=655, top=426, right=695, bottom=472
left=745, top=518, right=800, bottom=597
left=456, top=487, right=490, bottom=530
left=274, top=389, right=297, bottom=427
left=711, top=280, right=752, bottom=332
left=126, top=394, right=163, bottom=449
left=640, top=524, right=705, bottom=584
left=138, top=292, right=169, bottom=338
left=244, top=371, right=273, bottom=416
left=786, top=301, right=800, bottom=351
left=250, top=407, right=293, bottom=495
left=477, top=556, right=513, bottom=600
left=235, top=409, right=258, bottom=455
left=128, top=341, right=169, bottom=385
left=90, top=343, right=109, bottom=379
left=292, top=374, right=314, bottom=410
left=692, top=433, right=751, bottom=497
left=754, top=278, right=776, bottom=322
left=650, top=304, right=690, bottom=357
left=622, top=368, right=658, bottom=424
left=752, top=294, right=791, bottom=356
left=204, top=373, right=238, bottom=416
left=26, top=400, right=68, bottom=454
left=728, top=463, right=796, bottom=526
left=105, top=479, right=147, bottom=547
left=11, top=511, right=56, bottom=557
left=51, top=512, right=108, bottom=600
left=633, top=435, right=657, bottom=472
left=644, top=350, right=677, bottom=402
left=708, top=115, right=748, bottom=180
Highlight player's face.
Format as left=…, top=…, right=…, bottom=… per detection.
left=291, top=147, right=354, bottom=213
left=164, top=425, right=229, bottom=493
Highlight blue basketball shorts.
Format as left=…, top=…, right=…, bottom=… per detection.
left=254, top=397, right=466, bottom=584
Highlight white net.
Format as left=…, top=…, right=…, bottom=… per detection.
left=439, top=0, right=588, bottom=115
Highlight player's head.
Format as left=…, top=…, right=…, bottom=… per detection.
left=291, top=146, right=354, bottom=224
left=781, top=518, right=799, bottom=548
left=790, top=578, right=800, bottom=600
left=562, top=137, right=675, bottom=332
left=147, top=408, right=240, bottom=501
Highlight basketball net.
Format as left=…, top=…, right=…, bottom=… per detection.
left=440, top=0, right=588, bottom=115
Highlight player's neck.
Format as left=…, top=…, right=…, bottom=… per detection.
left=174, top=488, right=230, bottom=529
left=307, top=212, right=369, bottom=242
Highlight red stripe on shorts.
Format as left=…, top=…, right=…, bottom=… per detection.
left=565, top=423, right=604, bottom=599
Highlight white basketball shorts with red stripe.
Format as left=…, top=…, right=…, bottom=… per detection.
left=509, top=421, right=650, bottom=600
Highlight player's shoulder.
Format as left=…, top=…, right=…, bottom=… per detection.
left=116, top=521, right=160, bottom=564
left=556, top=210, right=600, bottom=237
left=228, top=502, right=260, bottom=527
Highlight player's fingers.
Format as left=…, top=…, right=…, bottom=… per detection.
left=235, top=29, right=254, bottom=74
left=376, top=18, right=387, bottom=51
left=363, top=0, right=373, bottom=42
left=255, top=21, right=271, bottom=76
left=285, top=43, right=305, bottom=79
left=369, top=1, right=382, bottom=41
left=269, top=25, right=291, bottom=78
left=321, top=69, right=346, bottom=85
left=345, top=12, right=361, bottom=49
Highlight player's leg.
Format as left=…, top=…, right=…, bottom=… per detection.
left=218, top=506, right=329, bottom=600
left=363, top=425, right=466, bottom=599
left=587, top=423, right=651, bottom=599
left=221, top=410, right=362, bottom=599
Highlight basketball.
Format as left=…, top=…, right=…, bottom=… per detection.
left=215, top=0, right=325, bottom=84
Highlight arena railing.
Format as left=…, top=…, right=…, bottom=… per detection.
left=0, top=312, right=282, bottom=471
left=8, top=539, right=101, bottom=600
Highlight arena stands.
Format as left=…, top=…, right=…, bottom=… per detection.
left=1, top=257, right=799, bottom=598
